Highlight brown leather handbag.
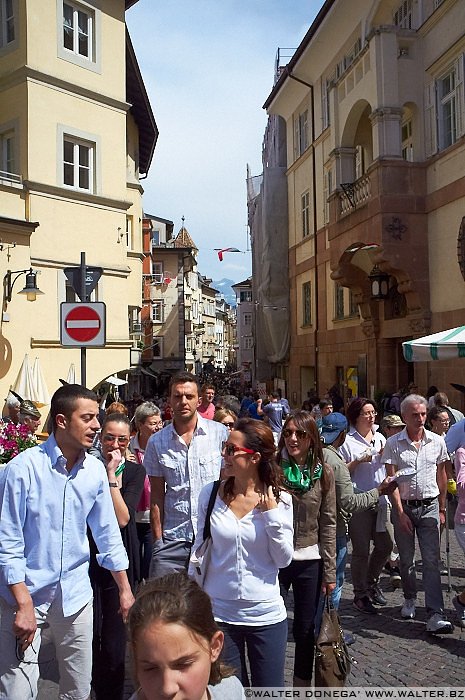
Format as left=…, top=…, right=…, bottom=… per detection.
left=314, top=596, right=352, bottom=687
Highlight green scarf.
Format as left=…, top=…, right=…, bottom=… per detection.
left=281, top=452, right=323, bottom=493
left=114, top=459, right=126, bottom=478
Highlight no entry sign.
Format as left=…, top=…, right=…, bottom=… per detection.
left=60, top=302, right=106, bottom=347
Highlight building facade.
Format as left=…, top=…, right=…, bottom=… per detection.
left=0, top=0, right=156, bottom=414
left=261, top=0, right=465, bottom=408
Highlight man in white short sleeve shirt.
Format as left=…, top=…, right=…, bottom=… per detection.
left=145, top=372, right=228, bottom=578
left=383, top=394, right=452, bottom=634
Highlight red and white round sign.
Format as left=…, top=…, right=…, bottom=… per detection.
left=60, top=302, right=106, bottom=347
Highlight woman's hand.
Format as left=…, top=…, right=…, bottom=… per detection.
left=321, top=582, right=336, bottom=595
left=106, top=448, right=122, bottom=477
left=256, top=485, right=278, bottom=511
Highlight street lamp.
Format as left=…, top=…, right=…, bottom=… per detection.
left=4, top=268, right=43, bottom=303
left=369, top=265, right=390, bottom=301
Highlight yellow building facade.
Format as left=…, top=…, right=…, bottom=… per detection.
left=0, top=0, right=156, bottom=418
left=262, top=0, right=465, bottom=407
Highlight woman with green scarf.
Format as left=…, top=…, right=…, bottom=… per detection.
left=278, top=411, right=336, bottom=687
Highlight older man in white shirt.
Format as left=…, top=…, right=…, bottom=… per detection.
left=383, top=394, right=452, bottom=634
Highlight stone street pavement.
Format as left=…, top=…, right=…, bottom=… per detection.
left=37, top=533, right=465, bottom=698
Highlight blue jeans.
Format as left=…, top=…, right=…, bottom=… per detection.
left=392, top=498, right=444, bottom=614
left=279, top=559, right=322, bottom=681
left=218, top=618, right=288, bottom=687
left=333, top=534, right=348, bottom=609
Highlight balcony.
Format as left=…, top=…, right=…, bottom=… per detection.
left=0, top=170, right=22, bottom=187
left=339, top=174, right=371, bottom=217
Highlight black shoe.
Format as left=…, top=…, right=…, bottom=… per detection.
left=370, top=584, right=387, bottom=606
left=389, top=566, right=402, bottom=589
left=353, top=596, right=378, bottom=614
left=343, top=631, right=356, bottom=646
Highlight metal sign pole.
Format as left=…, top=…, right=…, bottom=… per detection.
left=80, top=251, right=87, bottom=388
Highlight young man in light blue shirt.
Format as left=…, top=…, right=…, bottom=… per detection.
left=0, top=384, right=133, bottom=699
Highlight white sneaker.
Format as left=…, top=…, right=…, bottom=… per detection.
left=426, top=613, right=453, bottom=634
left=401, top=598, right=416, bottom=619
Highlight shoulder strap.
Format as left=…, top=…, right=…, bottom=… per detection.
left=202, top=480, right=220, bottom=541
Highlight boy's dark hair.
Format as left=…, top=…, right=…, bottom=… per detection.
left=168, top=371, right=200, bottom=395
left=50, top=384, right=98, bottom=434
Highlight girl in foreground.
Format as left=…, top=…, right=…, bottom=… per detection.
left=128, top=572, right=244, bottom=700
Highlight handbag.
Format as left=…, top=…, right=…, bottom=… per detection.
left=314, top=595, right=351, bottom=687
left=190, top=480, right=220, bottom=587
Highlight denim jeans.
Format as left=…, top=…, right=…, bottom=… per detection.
left=279, top=559, right=322, bottom=681
left=218, top=618, right=288, bottom=687
left=392, top=498, right=444, bottom=614
left=332, top=534, right=349, bottom=609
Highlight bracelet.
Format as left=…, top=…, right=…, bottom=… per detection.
left=109, top=481, right=119, bottom=488
left=439, top=508, right=446, bottom=513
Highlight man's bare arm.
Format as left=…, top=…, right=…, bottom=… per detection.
left=9, top=582, right=36, bottom=650
left=149, top=475, right=165, bottom=541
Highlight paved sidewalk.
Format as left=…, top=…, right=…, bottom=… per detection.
left=37, top=534, right=465, bottom=697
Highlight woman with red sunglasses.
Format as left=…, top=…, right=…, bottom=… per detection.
left=277, top=410, right=336, bottom=687
left=191, top=417, right=293, bottom=688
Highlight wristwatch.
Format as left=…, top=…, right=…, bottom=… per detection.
left=109, top=481, right=118, bottom=488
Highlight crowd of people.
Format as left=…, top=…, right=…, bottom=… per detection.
left=0, top=375, right=465, bottom=698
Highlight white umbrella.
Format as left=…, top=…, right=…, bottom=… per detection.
left=32, top=357, right=51, bottom=407
left=11, top=354, right=35, bottom=400
left=66, top=363, right=76, bottom=384
left=403, top=326, right=465, bottom=362
left=104, top=375, right=128, bottom=387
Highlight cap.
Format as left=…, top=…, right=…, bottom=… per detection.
left=320, top=412, right=348, bottom=444
left=381, top=414, right=405, bottom=428
left=20, top=400, right=41, bottom=419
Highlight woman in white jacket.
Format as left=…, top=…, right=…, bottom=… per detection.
left=193, top=418, right=293, bottom=688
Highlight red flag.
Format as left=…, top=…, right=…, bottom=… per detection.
left=216, top=247, right=240, bottom=261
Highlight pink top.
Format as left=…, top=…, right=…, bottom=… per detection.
left=454, top=447, right=465, bottom=525
left=198, top=402, right=215, bottom=420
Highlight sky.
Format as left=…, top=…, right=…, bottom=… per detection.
left=126, top=1, right=324, bottom=284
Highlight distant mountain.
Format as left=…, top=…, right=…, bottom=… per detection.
left=212, top=278, right=237, bottom=307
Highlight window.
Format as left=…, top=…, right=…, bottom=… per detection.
left=243, top=337, right=253, bottom=350
left=437, top=63, right=463, bottom=149
left=63, top=1, right=92, bottom=60
left=244, top=313, right=252, bottom=326
left=152, top=336, right=163, bottom=358
left=349, top=290, right=359, bottom=317
left=240, top=290, right=252, bottom=303
left=401, top=119, right=413, bottom=161
left=63, top=136, right=93, bottom=191
left=152, top=262, right=163, bottom=284
left=126, top=215, right=134, bottom=250
left=302, top=282, right=311, bottom=326
left=393, top=0, right=412, bottom=28
left=355, top=145, right=365, bottom=179
left=323, top=168, right=332, bottom=224
left=152, top=301, right=164, bottom=323
left=0, top=128, right=15, bottom=176
left=294, top=109, right=309, bottom=159
left=322, top=78, right=331, bottom=130
left=301, top=191, right=310, bottom=238
left=152, top=229, right=160, bottom=246
left=0, top=0, right=15, bottom=48
left=335, top=284, right=345, bottom=319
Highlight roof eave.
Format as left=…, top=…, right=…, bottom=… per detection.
left=126, top=29, right=158, bottom=175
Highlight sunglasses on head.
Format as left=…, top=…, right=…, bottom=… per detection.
left=102, top=434, right=129, bottom=445
left=282, top=428, right=309, bottom=440
left=222, top=442, right=255, bottom=456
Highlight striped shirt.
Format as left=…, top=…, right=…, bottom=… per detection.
left=144, top=414, right=228, bottom=542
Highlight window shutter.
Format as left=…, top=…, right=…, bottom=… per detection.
left=294, top=116, right=299, bottom=160
left=455, top=54, right=464, bottom=138
left=424, top=80, right=437, bottom=158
